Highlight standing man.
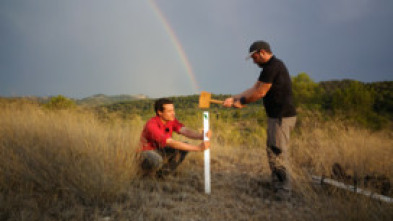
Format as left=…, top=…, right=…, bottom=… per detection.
left=223, top=41, right=297, bottom=199
left=139, top=98, right=211, bottom=178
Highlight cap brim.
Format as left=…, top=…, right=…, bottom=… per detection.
left=245, top=50, right=257, bottom=60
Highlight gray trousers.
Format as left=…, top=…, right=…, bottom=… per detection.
left=140, top=147, right=188, bottom=177
left=266, top=117, right=297, bottom=191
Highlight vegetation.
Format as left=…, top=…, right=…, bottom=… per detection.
left=96, top=74, right=391, bottom=130
left=292, top=72, right=322, bottom=109
left=43, top=95, right=77, bottom=110
left=0, top=75, right=392, bottom=220
left=76, top=94, right=148, bottom=107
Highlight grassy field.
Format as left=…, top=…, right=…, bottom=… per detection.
left=0, top=100, right=392, bottom=220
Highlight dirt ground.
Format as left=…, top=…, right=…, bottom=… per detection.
left=2, top=145, right=392, bottom=221
left=106, top=147, right=365, bottom=221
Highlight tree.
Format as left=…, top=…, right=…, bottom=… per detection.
left=331, top=81, right=374, bottom=114
left=44, top=95, right=76, bottom=110
left=292, top=72, right=322, bottom=108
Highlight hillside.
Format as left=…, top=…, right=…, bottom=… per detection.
left=76, top=93, right=148, bottom=106
left=1, top=99, right=392, bottom=220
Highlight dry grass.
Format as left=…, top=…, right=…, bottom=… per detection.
left=0, top=102, right=142, bottom=220
left=292, top=111, right=393, bottom=181
left=0, top=102, right=392, bottom=220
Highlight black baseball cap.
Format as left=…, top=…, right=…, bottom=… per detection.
left=246, top=41, right=271, bottom=60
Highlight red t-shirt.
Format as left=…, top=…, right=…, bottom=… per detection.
left=139, top=116, right=184, bottom=151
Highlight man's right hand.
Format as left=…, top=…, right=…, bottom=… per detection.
left=205, top=130, right=212, bottom=140
left=223, top=97, right=234, bottom=107
left=233, top=100, right=246, bottom=109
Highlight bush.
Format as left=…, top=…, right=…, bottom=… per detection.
left=44, top=95, right=76, bottom=110
left=292, top=73, right=324, bottom=109
left=331, top=81, right=374, bottom=114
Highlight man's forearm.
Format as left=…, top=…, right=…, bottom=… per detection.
left=233, top=87, right=255, bottom=100
left=246, top=89, right=265, bottom=103
left=166, top=138, right=201, bottom=151
left=236, top=82, right=271, bottom=104
left=179, top=127, right=203, bottom=140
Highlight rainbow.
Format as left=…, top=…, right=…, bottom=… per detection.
left=148, top=0, right=199, bottom=93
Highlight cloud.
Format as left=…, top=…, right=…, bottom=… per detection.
left=1, top=0, right=392, bottom=98
left=319, top=0, right=373, bottom=23
left=0, top=0, right=197, bottom=98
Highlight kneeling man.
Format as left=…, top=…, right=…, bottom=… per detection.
left=139, top=98, right=211, bottom=177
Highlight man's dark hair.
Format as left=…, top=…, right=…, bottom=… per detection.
left=154, top=98, right=173, bottom=115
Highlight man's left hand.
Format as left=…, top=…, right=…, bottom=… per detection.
left=199, top=141, right=210, bottom=150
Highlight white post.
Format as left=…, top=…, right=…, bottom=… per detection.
left=203, top=111, right=211, bottom=194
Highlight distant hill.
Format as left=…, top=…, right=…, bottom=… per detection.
left=77, top=94, right=148, bottom=106
left=0, top=96, right=52, bottom=104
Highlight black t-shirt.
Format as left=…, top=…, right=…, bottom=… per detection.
left=258, top=56, right=296, bottom=118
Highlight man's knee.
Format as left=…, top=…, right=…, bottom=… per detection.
left=140, top=151, right=163, bottom=171
left=161, top=147, right=189, bottom=161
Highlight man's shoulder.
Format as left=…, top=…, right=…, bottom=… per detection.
left=270, top=56, right=285, bottom=66
left=145, top=116, right=156, bottom=123
left=268, top=56, right=288, bottom=74
left=144, top=116, right=183, bottom=128
left=172, top=117, right=183, bottom=124
left=144, top=116, right=160, bottom=128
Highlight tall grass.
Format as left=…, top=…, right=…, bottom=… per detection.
left=289, top=111, right=393, bottom=220
left=292, top=111, right=393, bottom=180
left=0, top=102, right=142, bottom=207
left=0, top=101, right=392, bottom=220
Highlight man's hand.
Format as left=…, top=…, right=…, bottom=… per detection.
left=223, top=97, right=234, bottom=107
left=233, top=100, right=245, bottom=109
left=223, top=97, right=246, bottom=108
left=199, top=141, right=210, bottom=150
left=205, top=130, right=212, bottom=139
left=198, top=129, right=212, bottom=140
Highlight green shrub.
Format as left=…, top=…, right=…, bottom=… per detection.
left=44, top=95, right=76, bottom=110
left=292, top=72, right=324, bottom=110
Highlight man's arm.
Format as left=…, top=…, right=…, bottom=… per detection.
left=166, top=138, right=209, bottom=152
left=164, top=127, right=211, bottom=152
left=242, top=81, right=272, bottom=103
left=178, top=127, right=211, bottom=140
left=232, top=81, right=260, bottom=100
left=224, top=81, right=272, bottom=107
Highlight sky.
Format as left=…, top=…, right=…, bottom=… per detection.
left=1, top=0, right=392, bottom=99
